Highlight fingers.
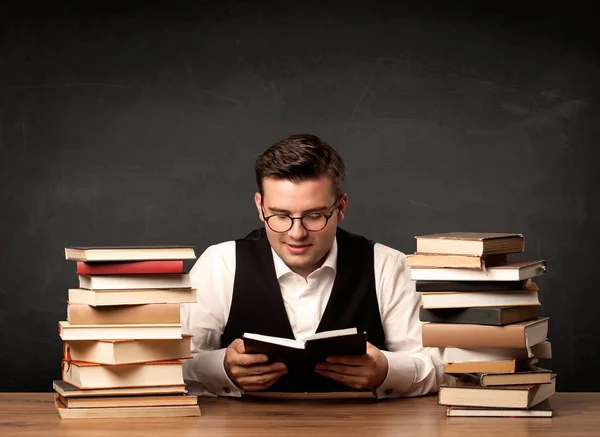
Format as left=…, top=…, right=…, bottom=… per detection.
left=236, top=368, right=289, bottom=391
left=224, top=338, right=288, bottom=390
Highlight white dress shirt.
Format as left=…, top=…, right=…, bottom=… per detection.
left=181, top=235, right=445, bottom=398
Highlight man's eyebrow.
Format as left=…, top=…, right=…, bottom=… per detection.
left=266, top=205, right=330, bottom=214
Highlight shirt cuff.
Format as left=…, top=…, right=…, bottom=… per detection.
left=194, top=348, right=243, bottom=397
left=374, top=351, right=416, bottom=399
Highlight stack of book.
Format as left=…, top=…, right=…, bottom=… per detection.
left=407, top=232, right=556, bottom=418
left=54, top=245, right=201, bottom=419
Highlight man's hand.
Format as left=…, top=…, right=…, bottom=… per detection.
left=224, top=339, right=288, bottom=391
left=314, top=342, right=388, bottom=389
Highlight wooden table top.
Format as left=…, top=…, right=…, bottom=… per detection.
left=1, top=392, right=599, bottom=437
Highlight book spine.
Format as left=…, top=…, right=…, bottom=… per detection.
left=419, top=307, right=506, bottom=325
left=416, top=280, right=530, bottom=292
left=76, top=260, right=184, bottom=275
left=67, top=303, right=181, bottom=324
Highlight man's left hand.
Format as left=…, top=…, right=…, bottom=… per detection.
left=314, top=342, right=388, bottom=389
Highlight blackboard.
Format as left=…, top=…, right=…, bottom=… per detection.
left=1, top=2, right=599, bottom=392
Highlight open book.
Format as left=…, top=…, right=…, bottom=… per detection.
left=242, top=328, right=367, bottom=373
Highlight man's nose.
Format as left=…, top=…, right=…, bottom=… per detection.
left=287, top=218, right=308, bottom=240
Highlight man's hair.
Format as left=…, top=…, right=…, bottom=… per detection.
left=255, top=134, right=346, bottom=198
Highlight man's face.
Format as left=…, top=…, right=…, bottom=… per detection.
left=254, top=175, right=347, bottom=278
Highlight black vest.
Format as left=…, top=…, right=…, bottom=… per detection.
left=221, top=227, right=386, bottom=392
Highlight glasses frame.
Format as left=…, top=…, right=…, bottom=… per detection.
left=261, top=197, right=341, bottom=233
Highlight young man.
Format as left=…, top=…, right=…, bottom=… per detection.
left=181, top=134, right=444, bottom=398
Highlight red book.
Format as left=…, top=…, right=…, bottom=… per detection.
left=76, top=260, right=184, bottom=275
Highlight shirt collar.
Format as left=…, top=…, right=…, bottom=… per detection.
left=271, top=237, right=338, bottom=279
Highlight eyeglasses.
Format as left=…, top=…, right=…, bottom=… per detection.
left=261, top=199, right=340, bottom=233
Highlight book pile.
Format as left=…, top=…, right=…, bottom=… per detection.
left=54, top=246, right=201, bottom=419
left=407, top=232, right=556, bottom=418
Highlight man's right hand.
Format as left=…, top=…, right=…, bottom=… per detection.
left=224, top=339, right=288, bottom=391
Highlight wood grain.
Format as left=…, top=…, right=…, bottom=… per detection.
left=1, top=392, right=598, bottom=437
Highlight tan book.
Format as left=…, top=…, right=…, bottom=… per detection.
left=409, top=260, right=546, bottom=282
left=64, top=246, right=197, bottom=262
left=62, top=360, right=185, bottom=389
left=446, top=399, right=553, bottom=417
left=406, top=253, right=507, bottom=269
left=57, top=393, right=198, bottom=408
left=438, top=376, right=556, bottom=409
left=64, top=336, right=192, bottom=365
left=422, top=317, right=549, bottom=350
left=415, top=232, right=524, bottom=256
left=67, top=302, right=181, bottom=324
left=55, top=395, right=200, bottom=418
left=455, top=366, right=555, bottom=386
left=68, top=288, right=197, bottom=306
left=58, top=321, right=183, bottom=341
left=420, top=284, right=540, bottom=309
left=445, top=358, right=539, bottom=374
left=78, top=274, right=191, bottom=290
left=53, top=380, right=187, bottom=397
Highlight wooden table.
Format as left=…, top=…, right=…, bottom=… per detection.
left=1, top=392, right=598, bottom=436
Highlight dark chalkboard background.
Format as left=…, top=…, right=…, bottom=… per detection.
left=1, top=1, right=599, bottom=392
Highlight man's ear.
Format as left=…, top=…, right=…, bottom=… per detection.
left=254, top=192, right=264, bottom=221
left=337, top=193, right=348, bottom=223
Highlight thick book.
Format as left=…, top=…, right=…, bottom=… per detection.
left=446, top=399, right=553, bottom=417
left=57, top=393, right=198, bottom=408
left=64, top=335, right=192, bottom=365
left=453, top=366, right=555, bottom=386
left=62, top=360, right=185, bottom=389
left=420, top=285, right=540, bottom=309
left=419, top=305, right=540, bottom=326
left=78, top=273, right=191, bottom=290
left=76, top=260, right=184, bottom=275
left=67, top=302, right=181, bottom=324
left=53, top=380, right=187, bottom=397
left=415, top=232, right=524, bottom=256
left=243, top=328, right=367, bottom=373
left=65, top=246, right=196, bottom=262
left=444, top=341, right=552, bottom=363
left=54, top=395, right=200, bottom=418
left=406, top=253, right=507, bottom=269
left=68, top=288, right=197, bottom=306
left=409, top=260, right=546, bottom=282
left=422, top=317, right=549, bottom=350
left=438, top=376, right=556, bottom=409
left=416, top=279, right=532, bottom=292
left=58, top=321, right=183, bottom=341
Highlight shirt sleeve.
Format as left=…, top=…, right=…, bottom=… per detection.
left=180, top=242, right=243, bottom=397
left=373, top=245, right=447, bottom=398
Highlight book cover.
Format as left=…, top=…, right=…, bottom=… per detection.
left=422, top=317, right=549, bottom=350
left=415, top=232, right=524, bottom=256
left=446, top=399, right=553, bottom=417
left=78, top=273, right=191, bottom=290
left=67, top=302, right=181, bottom=324
left=416, top=279, right=532, bottom=292
left=420, top=287, right=540, bottom=310
left=65, top=246, right=197, bottom=261
left=52, top=380, right=187, bottom=397
left=409, top=260, right=546, bottom=282
left=67, top=288, right=197, bottom=306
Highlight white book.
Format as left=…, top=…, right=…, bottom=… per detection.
left=78, top=274, right=191, bottom=290
left=421, top=290, right=540, bottom=309
left=68, top=288, right=197, bottom=306
left=409, top=260, right=546, bottom=281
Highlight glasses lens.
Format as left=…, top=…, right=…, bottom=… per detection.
left=267, top=215, right=293, bottom=232
left=301, top=215, right=327, bottom=231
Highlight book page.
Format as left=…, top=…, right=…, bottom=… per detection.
left=303, top=327, right=358, bottom=341
left=243, top=333, right=305, bottom=349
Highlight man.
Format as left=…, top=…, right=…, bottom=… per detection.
left=181, top=134, right=444, bottom=398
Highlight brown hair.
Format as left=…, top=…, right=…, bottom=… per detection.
left=255, top=134, right=345, bottom=197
